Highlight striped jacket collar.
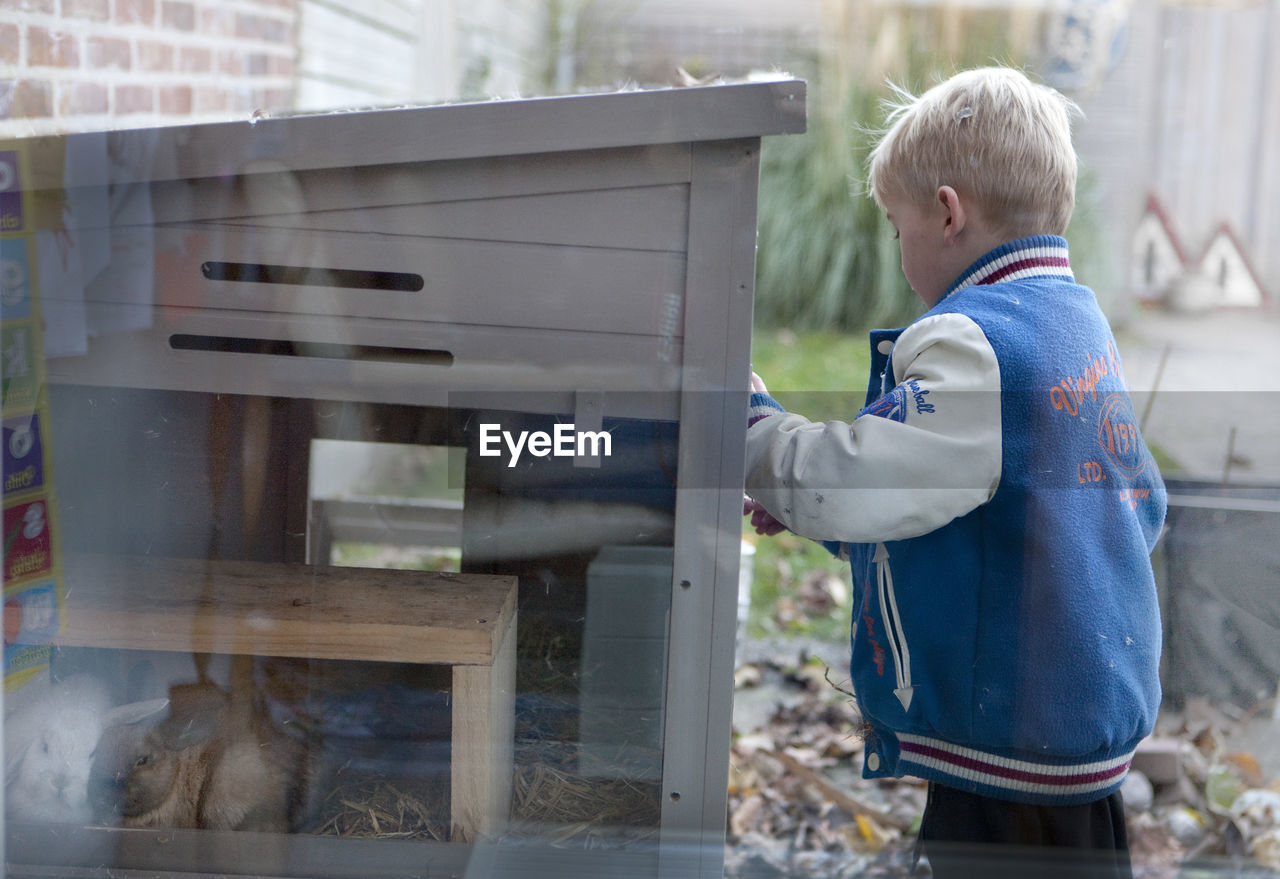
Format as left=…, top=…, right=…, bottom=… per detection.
left=943, top=235, right=1074, bottom=300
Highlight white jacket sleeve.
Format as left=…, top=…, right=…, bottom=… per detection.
left=744, top=312, right=1002, bottom=543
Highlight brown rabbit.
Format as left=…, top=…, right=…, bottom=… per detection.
left=121, top=678, right=308, bottom=832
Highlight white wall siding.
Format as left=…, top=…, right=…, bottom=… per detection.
left=295, top=0, right=545, bottom=112
left=1075, top=0, right=1280, bottom=309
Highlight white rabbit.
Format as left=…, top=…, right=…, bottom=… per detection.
left=5, top=673, right=167, bottom=825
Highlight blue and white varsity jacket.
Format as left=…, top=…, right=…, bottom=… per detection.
left=744, top=236, right=1167, bottom=806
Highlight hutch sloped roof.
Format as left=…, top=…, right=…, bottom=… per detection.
left=22, top=79, right=806, bottom=189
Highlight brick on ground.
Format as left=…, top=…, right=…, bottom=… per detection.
left=1132, top=736, right=1181, bottom=785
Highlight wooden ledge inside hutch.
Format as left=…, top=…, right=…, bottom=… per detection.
left=54, top=553, right=517, bottom=843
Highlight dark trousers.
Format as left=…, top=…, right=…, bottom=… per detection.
left=916, top=782, right=1133, bottom=879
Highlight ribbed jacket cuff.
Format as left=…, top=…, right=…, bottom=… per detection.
left=748, top=392, right=785, bottom=427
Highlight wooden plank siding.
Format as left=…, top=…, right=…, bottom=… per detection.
left=296, top=0, right=423, bottom=109
left=140, top=221, right=690, bottom=335
left=1074, top=0, right=1280, bottom=310
left=295, top=0, right=546, bottom=112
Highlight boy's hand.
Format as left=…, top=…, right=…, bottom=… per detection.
left=750, top=371, right=769, bottom=394
left=743, top=497, right=787, bottom=536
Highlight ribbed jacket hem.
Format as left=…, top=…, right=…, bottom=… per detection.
left=896, top=732, right=1136, bottom=806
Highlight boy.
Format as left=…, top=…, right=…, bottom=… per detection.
left=744, top=67, right=1166, bottom=878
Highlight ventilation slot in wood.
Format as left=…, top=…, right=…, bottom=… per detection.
left=201, top=261, right=424, bottom=292
left=170, top=335, right=452, bottom=366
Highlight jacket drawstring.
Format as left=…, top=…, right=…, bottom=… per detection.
left=875, top=541, right=914, bottom=712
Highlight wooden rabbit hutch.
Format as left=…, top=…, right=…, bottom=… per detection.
left=1, top=79, right=805, bottom=878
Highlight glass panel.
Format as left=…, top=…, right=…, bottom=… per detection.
left=309, top=440, right=465, bottom=572
left=0, top=101, right=718, bottom=874
left=5, top=390, right=677, bottom=872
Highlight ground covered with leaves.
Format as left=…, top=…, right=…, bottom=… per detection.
left=725, top=641, right=1280, bottom=878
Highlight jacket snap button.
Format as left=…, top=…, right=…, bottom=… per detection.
left=877, top=340, right=893, bottom=355
left=868, top=752, right=881, bottom=771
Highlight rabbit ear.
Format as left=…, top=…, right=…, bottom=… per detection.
left=158, top=709, right=222, bottom=749
left=5, top=738, right=30, bottom=785
left=4, top=702, right=45, bottom=784
left=104, top=698, right=170, bottom=730
left=167, top=682, right=228, bottom=715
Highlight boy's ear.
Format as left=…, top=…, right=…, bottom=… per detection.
left=936, top=185, right=967, bottom=242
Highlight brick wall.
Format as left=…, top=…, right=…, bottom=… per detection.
left=0, top=0, right=300, bottom=137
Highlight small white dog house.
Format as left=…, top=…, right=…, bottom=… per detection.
left=1199, top=226, right=1266, bottom=308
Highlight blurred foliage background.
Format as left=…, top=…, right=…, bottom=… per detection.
left=751, top=1, right=1098, bottom=334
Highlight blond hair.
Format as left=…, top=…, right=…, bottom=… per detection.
left=866, top=67, right=1082, bottom=237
